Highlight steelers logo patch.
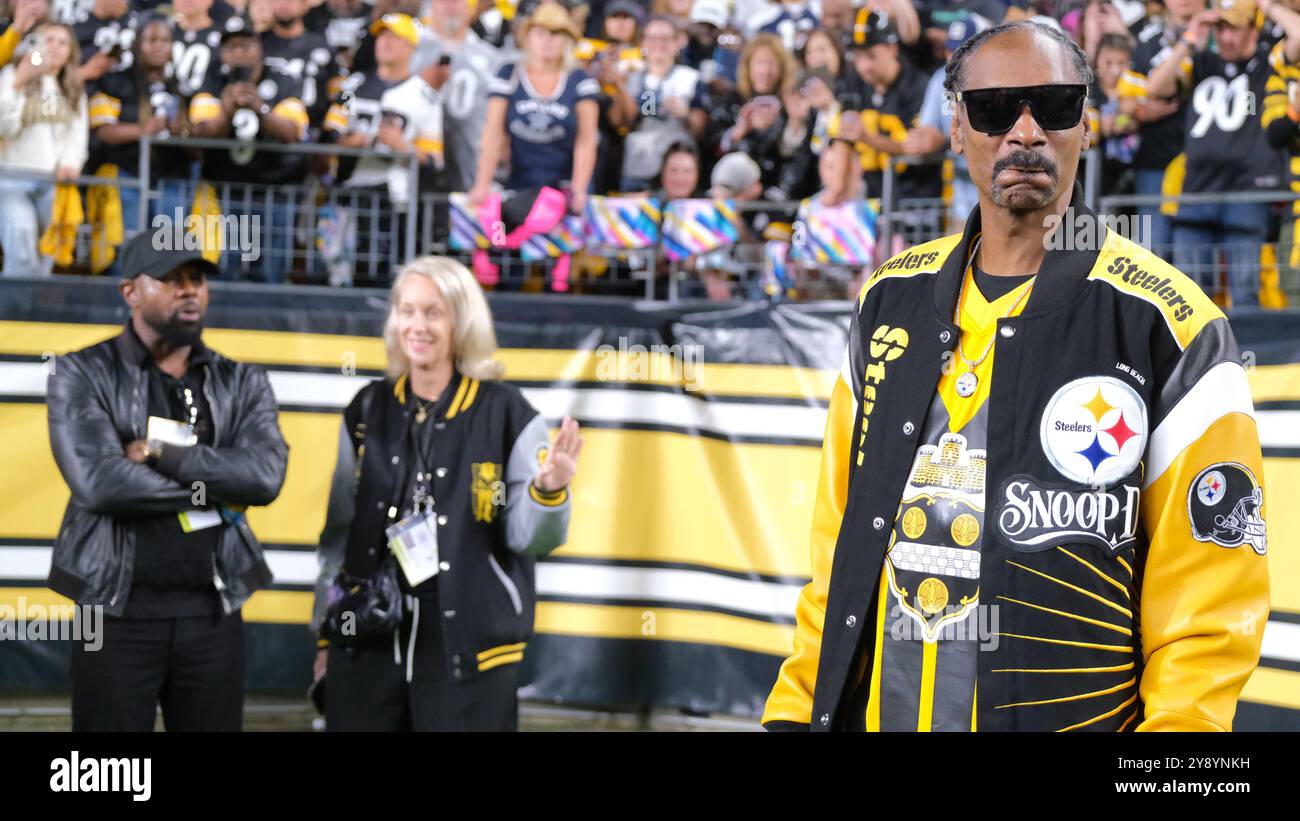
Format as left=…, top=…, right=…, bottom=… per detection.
left=1039, top=376, right=1147, bottom=486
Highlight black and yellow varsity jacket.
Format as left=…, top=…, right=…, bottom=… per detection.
left=762, top=186, right=1270, bottom=732
left=311, top=369, right=571, bottom=680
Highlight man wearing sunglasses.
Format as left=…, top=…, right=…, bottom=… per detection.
left=1144, top=0, right=1285, bottom=307
left=763, top=20, right=1268, bottom=732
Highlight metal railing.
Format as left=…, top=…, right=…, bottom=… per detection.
left=6, top=137, right=1297, bottom=305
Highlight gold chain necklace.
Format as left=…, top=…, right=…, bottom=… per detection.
left=414, top=396, right=434, bottom=424
left=951, top=237, right=1036, bottom=398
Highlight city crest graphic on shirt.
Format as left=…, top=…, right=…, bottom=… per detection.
left=1039, top=375, right=1147, bottom=487
left=885, top=432, right=985, bottom=642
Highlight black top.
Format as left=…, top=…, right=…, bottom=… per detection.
left=125, top=326, right=222, bottom=619
left=973, top=263, right=1035, bottom=302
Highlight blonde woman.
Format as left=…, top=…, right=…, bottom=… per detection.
left=469, top=0, right=599, bottom=215
left=312, top=256, right=582, bottom=731
left=0, top=21, right=87, bottom=276
left=708, top=31, right=797, bottom=159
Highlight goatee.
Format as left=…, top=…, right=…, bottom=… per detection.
left=152, top=314, right=204, bottom=348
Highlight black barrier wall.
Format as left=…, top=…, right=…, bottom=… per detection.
left=1, top=278, right=1297, bottom=729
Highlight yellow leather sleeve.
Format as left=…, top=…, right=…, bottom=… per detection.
left=1136, top=410, right=1270, bottom=731
left=761, top=367, right=856, bottom=728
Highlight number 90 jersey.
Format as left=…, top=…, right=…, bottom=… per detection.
left=1179, top=43, right=1284, bottom=193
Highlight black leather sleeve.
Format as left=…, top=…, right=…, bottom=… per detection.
left=151, top=364, right=289, bottom=507
left=46, top=353, right=194, bottom=516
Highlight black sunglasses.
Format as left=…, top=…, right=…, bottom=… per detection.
left=955, top=84, right=1088, bottom=134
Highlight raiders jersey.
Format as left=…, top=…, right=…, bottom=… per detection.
left=844, top=250, right=1034, bottom=731
left=172, top=16, right=247, bottom=97
left=333, top=73, right=444, bottom=201
left=1181, top=43, right=1284, bottom=193
left=832, top=57, right=941, bottom=201
left=305, top=0, right=373, bottom=58
left=189, top=68, right=310, bottom=183
left=262, top=28, right=342, bottom=125
left=1119, top=15, right=1186, bottom=173
left=323, top=70, right=402, bottom=184
left=424, top=32, right=508, bottom=191
left=88, top=68, right=190, bottom=179
left=74, top=10, right=138, bottom=76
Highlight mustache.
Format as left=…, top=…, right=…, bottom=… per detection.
left=992, top=150, right=1058, bottom=181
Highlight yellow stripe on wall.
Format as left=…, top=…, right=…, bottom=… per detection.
left=2, top=411, right=823, bottom=580
left=1239, top=666, right=1300, bottom=711
left=534, top=600, right=794, bottom=657
left=0, top=589, right=795, bottom=657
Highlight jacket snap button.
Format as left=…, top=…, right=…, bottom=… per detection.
left=453, top=668, right=462, bottom=679
left=439, top=561, right=451, bottom=571
left=436, top=467, right=447, bottom=478
left=846, top=615, right=857, bottom=627
left=452, top=654, right=461, bottom=663
left=872, top=516, right=885, bottom=530
left=940, top=330, right=951, bottom=343
left=444, top=610, right=456, bottom=618
left=437, top=515, right=447, bottom=525
left=1000, top=325, right=1016, bottom=338
left=376, top=502, right=384, bottom=510
left=903, top=421, right=915, bottom=435
left=819, top=713, right=830, bottom=726
left=391, top=455, right=400, bottom=464
left=368, top=548, right=375, bottom=555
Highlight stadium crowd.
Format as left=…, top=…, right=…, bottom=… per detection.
left=1, top=0, right=1299, bottom=303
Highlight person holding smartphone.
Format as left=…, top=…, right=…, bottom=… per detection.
left=0, top=21, right=87, bottom=276
left=72, top=0, right=134, bottom=84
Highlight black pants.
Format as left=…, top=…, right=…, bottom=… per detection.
left=325, top=594, right=520, bottom=731
left=70, top=611, right=245, bottom=732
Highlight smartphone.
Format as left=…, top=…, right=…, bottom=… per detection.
left=104, top=43, right=122, bottom=61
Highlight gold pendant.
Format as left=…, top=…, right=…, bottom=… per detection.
left=415, top=407, right=427, bottom=424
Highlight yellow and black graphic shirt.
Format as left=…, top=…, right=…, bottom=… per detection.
left=846, top=254, right=1035, bottom=732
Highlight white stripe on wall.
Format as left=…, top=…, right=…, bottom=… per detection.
left=4, top=361, right=1297, bottom=450
left=534, top=561, right=802, bottom=622
left=1, top=545, right=1298, bottom=667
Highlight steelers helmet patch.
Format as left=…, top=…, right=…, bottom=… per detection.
left=1188, top=462, right=1266, bottom=555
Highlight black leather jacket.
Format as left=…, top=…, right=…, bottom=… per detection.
left=46, top=324, right=289, bottom=617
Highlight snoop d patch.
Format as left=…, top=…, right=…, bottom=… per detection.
left=995, top=474, right=1141, bottom=555
left=1188, top=462, right=1267, bottom=555
left=1040, top=376, right=1147, bottom=487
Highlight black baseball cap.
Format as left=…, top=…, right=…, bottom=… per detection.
left=119, top=232, right=220, bottom=280
left=845, top=8, right=898, bottom=50
left=221, top=15, right=257, bottom=43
